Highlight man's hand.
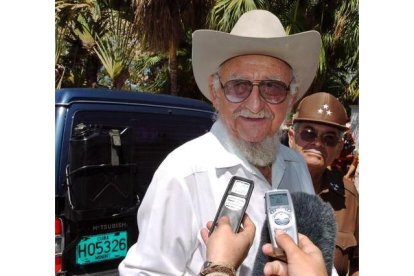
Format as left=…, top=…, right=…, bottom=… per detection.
left=200, top=215, right=256, bottom=270
left=262, top=230, right=328, bottom=276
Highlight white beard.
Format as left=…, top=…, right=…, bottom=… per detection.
left=227, top=127, right=280, bottom=167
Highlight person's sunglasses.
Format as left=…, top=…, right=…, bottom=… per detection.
left=298, top=127, right=341, bottom=147
left=220, top=79, right=290, bottom=104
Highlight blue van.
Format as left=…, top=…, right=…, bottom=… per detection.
left=55, top=88, right=215, bottom=275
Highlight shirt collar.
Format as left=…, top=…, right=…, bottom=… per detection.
left=272, top=148, right=286, bottom=187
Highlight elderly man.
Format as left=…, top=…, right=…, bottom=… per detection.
left=288, top=92, right=359, bottom=276
left=119, top=10, right=321, bottom=275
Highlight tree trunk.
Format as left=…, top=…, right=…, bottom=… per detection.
left=86, top=55, right=100, bottom=88
left=169, top=38, right=178, bottom=96
left=114, top=68, right=130, bottom=90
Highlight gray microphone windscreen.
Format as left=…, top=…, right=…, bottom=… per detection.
left=252, top=192, right=336, bottom=276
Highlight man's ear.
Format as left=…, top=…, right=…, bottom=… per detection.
left=288, top=127, right=295, bottom=147
left=208, top=75, right=215, bottom=99
left=334, top=139, right=344, bottom=159
left=208, top=75, right=220, bottom=109
left=288, top=94, right=297, bottom=107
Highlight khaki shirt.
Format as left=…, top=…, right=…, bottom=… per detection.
left=318, top=169, right=359, bottom=276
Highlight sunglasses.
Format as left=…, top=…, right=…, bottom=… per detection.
left=297, top=127, right=341, bottom=147
left=219, top=79, right=290, bottom=104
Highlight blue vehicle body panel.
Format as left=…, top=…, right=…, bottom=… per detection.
left=55, top=88, right=214, bottom=275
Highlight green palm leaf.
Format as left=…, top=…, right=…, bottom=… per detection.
left=208, top=0, right=268, bottom=31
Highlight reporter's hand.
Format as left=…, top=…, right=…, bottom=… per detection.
left=200, top=215, right=256, bottom=270
left=262, top=230, right=327, bottom=276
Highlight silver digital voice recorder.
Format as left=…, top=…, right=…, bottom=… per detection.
left=265, top=189, right=298, bottom=261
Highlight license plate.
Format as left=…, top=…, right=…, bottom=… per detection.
left=76, top=231, right=127, bottom=265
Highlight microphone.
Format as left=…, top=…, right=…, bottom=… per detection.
left=252, top=192, right=336, bottom=276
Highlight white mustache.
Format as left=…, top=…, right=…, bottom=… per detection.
left=233, top=109, right=273, bottom=119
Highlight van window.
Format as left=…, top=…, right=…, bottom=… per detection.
left=68, top=110, right=213, bottom=202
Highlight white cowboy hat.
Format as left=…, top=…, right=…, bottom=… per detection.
left=192, top=9, right=321, bottom=102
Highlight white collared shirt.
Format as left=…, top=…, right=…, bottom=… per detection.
left=119, top=120, right=314, bottom=275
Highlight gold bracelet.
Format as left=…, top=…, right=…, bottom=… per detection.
left=199, top=261, right=236, bottom=276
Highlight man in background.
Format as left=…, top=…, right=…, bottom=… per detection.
left=288, top=92, right=359, bottom=276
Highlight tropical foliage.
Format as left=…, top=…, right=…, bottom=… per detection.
left=207, top=0, right=267, bottom=31
left=55, top=0, right=358, bottom=105
left=55, top=0, right=139, bottom=89
left=132, top=0, right=212, bottom=95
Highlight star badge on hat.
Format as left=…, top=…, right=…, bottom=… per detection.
left=292, top=92, right=349, bottom=130
left=317, top=104, right=332, bottom=116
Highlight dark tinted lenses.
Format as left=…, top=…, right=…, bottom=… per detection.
left=299, top=128, right=340, bottom=147
left=259, top=80, right=288, bottom=104
left=222, top=79, right=289, bottom=104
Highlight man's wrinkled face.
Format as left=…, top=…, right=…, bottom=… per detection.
left=288, top=122, right=343, bottom=171
left=209, top=55, right=295, bottom=144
